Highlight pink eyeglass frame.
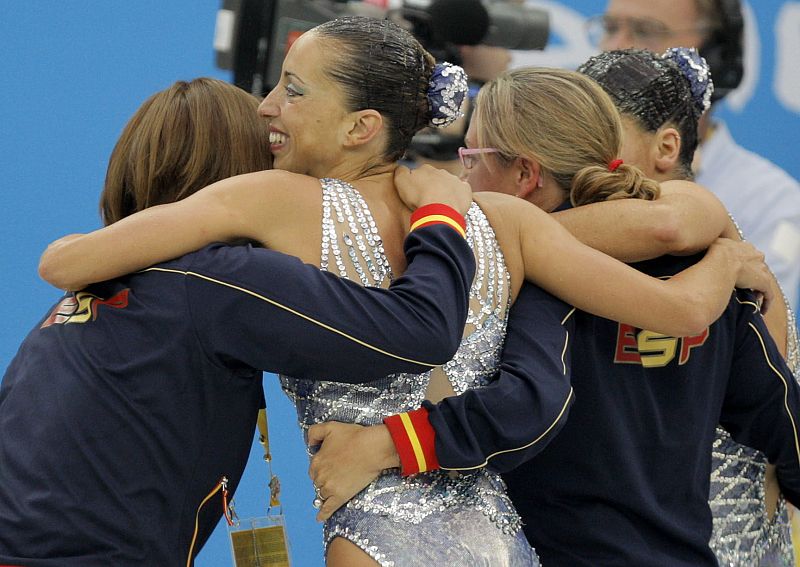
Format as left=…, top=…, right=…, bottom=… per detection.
left=458, top=147, right=500, bottom=169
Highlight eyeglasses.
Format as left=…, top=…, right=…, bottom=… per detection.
left=458, top=147, right=501, bottom=170
left=585, top=14, right=709, bottom=48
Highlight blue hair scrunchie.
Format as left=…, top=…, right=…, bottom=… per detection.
left=427, top=62, right=469, bottom=128
left=662, top=47, right=714, bottom=114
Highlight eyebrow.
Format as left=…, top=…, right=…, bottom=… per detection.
left=283, top=71, right=306, bottom=85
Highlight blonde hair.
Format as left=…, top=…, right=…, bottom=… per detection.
left=100, top=78, right=272, bottom=225
left=472, top=67, right=660, bottom=206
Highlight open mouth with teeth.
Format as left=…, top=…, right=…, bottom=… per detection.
left=269, top=131, right=287, bottom=148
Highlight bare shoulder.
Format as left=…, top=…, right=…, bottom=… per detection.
left=472, top=190, right=553, bottom=236
left=659, top=179, right=695, bottom=195
left=221, top=169, right=323, bottom=202
left=659, top=178, right=728, bottom=218
left=659, top=179, right=723, bottom=205
left=210, top=170, right=323, bottom=223
left=207, top=170, right=325, bottom=261
left=472, top=191, right=518, bottom=226
left=659, top=179, right=705, bottom=196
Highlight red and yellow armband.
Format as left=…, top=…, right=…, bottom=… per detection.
left=409, top=204, right=467, bottom=238
left=383, top=407, right=439, bottom=476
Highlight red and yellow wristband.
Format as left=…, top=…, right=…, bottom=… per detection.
left=409, top=203, right=467, bottom=239
left=383, top=407, right=439, bottom=476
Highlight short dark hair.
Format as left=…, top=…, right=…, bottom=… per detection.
left=696, top=0, right=744, bottom=102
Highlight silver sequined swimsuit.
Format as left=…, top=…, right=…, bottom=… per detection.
left=280, top=178, right=538, bottom=567
left=708, top=215, right=798, bottom=566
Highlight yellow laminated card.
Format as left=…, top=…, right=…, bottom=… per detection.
left=229, top=515, right=291, bottom=567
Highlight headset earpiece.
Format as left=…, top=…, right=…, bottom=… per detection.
left=699, top=0, right=744, bottom=103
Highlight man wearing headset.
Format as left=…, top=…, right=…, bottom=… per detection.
left=590, top=0, right=800, bottom=311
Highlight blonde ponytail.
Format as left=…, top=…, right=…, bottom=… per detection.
left=571, top=163, right=661, bottom=207
left=474, top=68, right=662, bottom=209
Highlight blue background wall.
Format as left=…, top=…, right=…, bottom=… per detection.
left=2, top=2, right=798, bottom=566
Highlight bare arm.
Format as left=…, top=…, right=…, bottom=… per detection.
left=39, top=165, right=474, bottom=291
left=474, top=191, right=772, bottom=338
left=38, top=169, right=316, bottom=290
left=722, top=214, right=789, bottom=357
left=552, top=180, right=729, bottom=262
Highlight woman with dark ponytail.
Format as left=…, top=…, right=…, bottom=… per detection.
left=579, top=46, right=798, bottom=567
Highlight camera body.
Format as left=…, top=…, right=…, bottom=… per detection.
left=215, top=0, right=363, bottom=96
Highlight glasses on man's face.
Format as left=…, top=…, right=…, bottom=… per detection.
left=585, top=14, right=708, bottom=49
left=458, top=147, right=501, bottom=170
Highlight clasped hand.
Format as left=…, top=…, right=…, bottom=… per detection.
left=307, top=422, right=400, bottom=522
left=712, top=237, right=773, bottom=313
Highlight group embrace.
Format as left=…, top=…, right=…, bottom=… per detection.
left=2, top=6, right=799, bottom=567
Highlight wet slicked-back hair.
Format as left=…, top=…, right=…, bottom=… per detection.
left=578, top=49, right=705, bottom=180
left=100, top=78, right=272, bottom=225
left=311, top=16, right=436, bottom=162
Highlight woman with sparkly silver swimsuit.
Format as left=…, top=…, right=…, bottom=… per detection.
left=281, top=183, right=531, bottom=565
left=37, top=18, right=775, bottom=567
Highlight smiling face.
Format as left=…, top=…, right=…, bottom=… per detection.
left=257, top=32, right=352, bottom=178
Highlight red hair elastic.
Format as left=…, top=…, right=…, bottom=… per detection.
left=608, top=159, right=624, bottom=172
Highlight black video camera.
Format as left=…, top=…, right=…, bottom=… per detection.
left=214, top=0, right=549, bottom=96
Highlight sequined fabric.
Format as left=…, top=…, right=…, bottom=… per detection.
left=662, top=47, right=713, bottom=113
left=708, top=214, right=797, bottom=566
left=280, top=178, right=537, bottom=566
left=427, top=62, right=469, bottom=128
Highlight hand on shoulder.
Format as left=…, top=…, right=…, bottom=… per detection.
left=394, top=164, right=473, bottom=216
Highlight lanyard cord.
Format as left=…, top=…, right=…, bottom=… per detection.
left=257, top=408, right=281, bottom=509
left=186, top=477, right=227, bottom=567
left=185, top=408, right=280, bottom=567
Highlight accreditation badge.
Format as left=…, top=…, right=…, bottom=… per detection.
left=228, top=407, right=291, bottom=566
left=228, top=512, right=290, bottom=567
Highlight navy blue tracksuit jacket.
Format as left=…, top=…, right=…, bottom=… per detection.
left=0, top=225, right=473, bottom=567
left=422, top=252, right=800, bottom=566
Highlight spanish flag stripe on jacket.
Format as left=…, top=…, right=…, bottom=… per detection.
left=384, top=408, right=439, bottom=475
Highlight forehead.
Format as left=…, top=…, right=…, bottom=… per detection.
left=464, top=118, right=479, bottom=146
left=282, top=32, right=335, bottom=82
left=605, top=0, right=700, bottom=26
